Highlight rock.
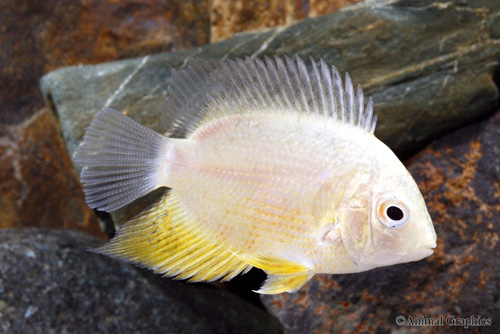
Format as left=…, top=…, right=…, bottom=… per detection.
left=0, top=109, right=103, bottom=238
left=1, top=0, right=354, bottom=125
left=0, top=228, right=282, bottom=334
left=0, top=0, right=358, bottom=236
left=40, top=0, right=500, bottom=167
left=0, top=0, right=211, bottom=126
left=209, top=0, right=363, bottom=42
left=0, top=0, right=210, bottom=236
left=261, top=109, right=500, bottom=333
left=39, top=0, right=500, bottom=227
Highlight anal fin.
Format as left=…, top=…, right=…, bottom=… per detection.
left=239, top=253, right=314, bottom=294
left=94, top=191, right=251, bottom=282
left=257, top=273, right=314, bottom=294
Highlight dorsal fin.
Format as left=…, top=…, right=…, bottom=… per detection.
left=162, top=55, right=377, bottom=137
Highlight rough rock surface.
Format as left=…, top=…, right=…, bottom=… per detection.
left=40, top=0, right=500, bottom=167
left=39, top=0, right=500, bottom=227
left=261, top=109, right=500, bottom=334
left=209, top=0, right=363, bottom=42
left=0, top=0, right=355, bottom=125
left=0, top=0, right=355, bottom=236
left=0, top=0, right=211, bottom=126
left=0, top=109, right=102, bottom=237
left=0, top=228, right=282, bottom=334
left=0, top=0, right=206, bottom=236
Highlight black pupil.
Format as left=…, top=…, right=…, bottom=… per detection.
left=387, top=206, right=404, bottom=221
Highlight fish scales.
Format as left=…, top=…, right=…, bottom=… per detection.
left=76, top=55, right=437, bottom=294
left=169, top=114, right=368, bottom=263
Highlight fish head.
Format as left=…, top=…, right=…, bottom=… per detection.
left=337, top=147, right=437, bottom=272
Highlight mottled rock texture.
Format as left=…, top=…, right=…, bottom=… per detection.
left=0, top=0, right=209, bottom=126
left=0, top=0, right=209, bottom=236
left=41, top=0, right=500, bottom=168
left=0, top=109, right=102, bottom=237
left=0, top=228, right=282, bottom=334
left=261, top=109, right=500, bottom=334
left=209, top=0, right=362, bottom=42
left=39, top=0, right=500, bottom=226
left=1, top=0, right=353, bottom=235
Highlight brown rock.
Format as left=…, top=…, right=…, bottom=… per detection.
left=261, top=109, right=500, bottom=333
left=0, top=0, right=211, bottom=126
left=209, top=0, right=362, bottom=42
left=0, top=0, right=210, bottom=235
left=1, top=0, right=349, bottom=236
left=0, top=109, right=103, bottom=237
left=1, top=0, right=351, bottom=125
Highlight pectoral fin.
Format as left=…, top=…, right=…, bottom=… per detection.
left=238, top=253, right=314, bottom=294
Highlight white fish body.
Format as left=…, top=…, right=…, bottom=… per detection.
left=76, top=56, right=437, bottom=294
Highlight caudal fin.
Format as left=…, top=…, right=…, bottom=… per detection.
left=75, top=108, right=170, bottom=212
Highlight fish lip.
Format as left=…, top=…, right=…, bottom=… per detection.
left=401, top=243, right=436, bottom=262
left=421, top=241, right=437, bottom=251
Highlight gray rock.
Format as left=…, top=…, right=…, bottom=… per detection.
left=0, top=228, right=282, bottom=334
left=40, top=0, right=500, bottom=165
left=39, top=0, right=500, bottom=227
left=260, top=108, right=500, bottom=333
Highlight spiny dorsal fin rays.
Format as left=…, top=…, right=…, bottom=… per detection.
left=345, top=72, right=354, bottom=125
left=309, top=56, right=327, bottom=117
left=275, top=56, right=299, bottom=112
left=263, top=56, right=289, bottom=111
left=162, top=56, right=378, bottom=137
left=319, top=59, right=335, bottom=118
left=285, top=56, right=311, bottom=114
left=248, top=57, right=281, bottom=113
left=253, top=57, right=281, bottom=111
left=234, top=58, right=266, bottom=113
left=168, top=59, right=220, bottom=134
left=368, top=98, right=377, bottom=133
left=331, top=65, right=345, bottom=123
left=297, top=56, right=318, bottom=115
left=356, top=85, right=364, bottom=127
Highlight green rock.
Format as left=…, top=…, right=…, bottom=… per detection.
left=40, top=0, right=500, bottom=161
left=39, top=0, right=500, bottom=224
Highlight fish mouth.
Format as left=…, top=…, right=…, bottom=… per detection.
left=355, top=241, right=437, bottom=268
left=401, top=242, right=437, bottom=262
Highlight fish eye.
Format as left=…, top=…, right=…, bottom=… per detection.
left=386, top=206, right=404, bottom=220
left=377, top=194, right=409, bottom=229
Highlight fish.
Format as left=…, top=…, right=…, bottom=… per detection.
left=75, top=55, right=437, bottom=294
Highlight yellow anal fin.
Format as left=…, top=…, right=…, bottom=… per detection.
left=256, top=273, right=314, bottom=294
left=239, top=253, right=311, bottom=275
left=94, top=191, right=251, bottom=283
left=238, top=253, right=314, bottom=294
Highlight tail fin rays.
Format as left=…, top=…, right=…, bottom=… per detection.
left=75, top=108, right=171, bottom=212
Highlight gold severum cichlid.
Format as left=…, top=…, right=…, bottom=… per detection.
left=75, top=56, right=437, bottom=294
